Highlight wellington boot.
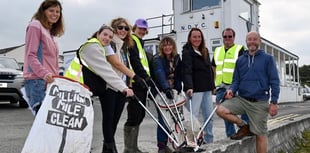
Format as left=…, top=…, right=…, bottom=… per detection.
left=123, top=125, right=148, bottom=153
left=102, top=142, right=118, bottom=153
left=158, top=146, right=173, bottom=153
left=158, top=141, right=173, bottom=153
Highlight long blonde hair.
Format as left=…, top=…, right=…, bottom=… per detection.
left=110, top=17, right=134, bottom=48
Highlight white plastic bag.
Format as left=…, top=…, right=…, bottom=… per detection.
left=22, top=77, right=93, bottom=153
left=20, top=87, right=35, bottom=115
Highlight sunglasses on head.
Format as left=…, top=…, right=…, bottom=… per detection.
left=117, top=25, right=129, bottom=31
left=223, top=35, right=233, bottom=38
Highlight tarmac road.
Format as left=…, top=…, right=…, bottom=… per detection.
left=0, top=99, right=309, bottom=153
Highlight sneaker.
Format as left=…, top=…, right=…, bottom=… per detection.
left=230, top=124, right=251, bottom=140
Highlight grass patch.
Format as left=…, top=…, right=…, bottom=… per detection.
left=293, top=129, right=310, bottom=153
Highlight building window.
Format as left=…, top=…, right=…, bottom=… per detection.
left=192, top=0, right=221, bottom=11
left=211, top=39, right=221, bottom=52
left=182, top=0, right=221, bottom=12
left=144, top=44, right=159, bottom=55
left=183, top=0, right=191, bottom=12
left=239, top=0, right=252, bottom=22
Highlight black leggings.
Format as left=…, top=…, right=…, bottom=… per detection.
left=125, top=86, right=147, bottom=126
left=100, top=88, right=126, bottom=143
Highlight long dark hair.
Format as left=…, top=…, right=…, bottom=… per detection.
left=186, top=28, right=208, bottom=60
left=32, top=0, right=65, bottom=37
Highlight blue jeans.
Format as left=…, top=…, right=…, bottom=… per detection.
left=216, top=88, right=250, bottom=137
left=186, top=91, right=213, bottom=143
left=156, top=108, right=168, bottom=147
left=24, top=79, right=46, bottom=114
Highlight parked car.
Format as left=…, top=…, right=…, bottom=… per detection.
left=303, top=88, right=310, bottom=101
left=0, top=57, right=28, bottom=107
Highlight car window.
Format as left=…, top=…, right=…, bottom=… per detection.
left=0, top=58, right=20, bottom=70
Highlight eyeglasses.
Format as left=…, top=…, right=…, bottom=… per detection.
left=223, top=35, right=233, bottom=39
left=117, top=26, right=129, bottom=31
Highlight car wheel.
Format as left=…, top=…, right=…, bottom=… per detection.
left=19, top=99, right=29, bottom=108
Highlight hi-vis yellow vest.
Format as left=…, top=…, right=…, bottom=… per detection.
left=214, top=44, right=243, bottom=86
left=131, top=35, right=150, bottom=78
left=64, top=38, right=105, bottom=83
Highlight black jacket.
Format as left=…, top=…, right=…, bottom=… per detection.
left=181, top=43, right=215, bottom=92
left=128, top=35, right=154, bottom=89
left=129, top=35, right=150, bottom=79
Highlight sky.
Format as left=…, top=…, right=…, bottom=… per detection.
left=0, top=0, right=309, bottom=66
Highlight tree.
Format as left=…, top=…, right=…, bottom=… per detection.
left=299, top=65, right=310, bottom=86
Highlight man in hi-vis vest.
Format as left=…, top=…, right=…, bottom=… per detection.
left=212, top=28, right=249, bottom=139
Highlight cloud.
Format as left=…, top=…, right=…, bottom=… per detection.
left=57, top=0, right=173, bottom=51
left=259, top=0, right=310, bottom=65
left=0, top=1, right=41, bottom=47
left=0, top=0, right=309, bottom=65
left=0, top=0, right=173, bottom=50
left=63, top=0, right=97, bottom=6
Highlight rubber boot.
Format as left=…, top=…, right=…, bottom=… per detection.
left=157, top=141, right=173, bottom=153
left=123, top=125, right=136, bottom=153
left=102, top=142, right=118, bottom=153
left=123, top=125, right=148, bottom=153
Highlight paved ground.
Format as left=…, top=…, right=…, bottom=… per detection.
left=90, top=98, right=234, bottom=153
left=90, top=99, right=310, bottom=153
left=1, top=97, right=309, bottom=153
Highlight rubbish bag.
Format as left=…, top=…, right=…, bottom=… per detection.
left=21, top=77, right=93, bottom=153
left=155, top=89, right=186, bottom=109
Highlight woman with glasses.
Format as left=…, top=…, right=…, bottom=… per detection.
left=65, top=23, right=137, bottom=153
left=99, top=17, right=144, bottom=153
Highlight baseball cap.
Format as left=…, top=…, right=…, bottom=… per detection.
left=135, top=18, right=148, bottom=29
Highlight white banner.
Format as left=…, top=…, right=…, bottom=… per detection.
left=22, top=77, right=93, bottom=153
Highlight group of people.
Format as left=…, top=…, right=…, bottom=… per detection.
left=23, top=0, right=280, bottom=153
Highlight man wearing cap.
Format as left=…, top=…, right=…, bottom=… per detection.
left=123, top=18, right=152, bottom=153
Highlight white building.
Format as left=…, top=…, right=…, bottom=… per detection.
left=0, top=44, right=64, bottom=75
left=0, top=44, right=25, bottom=65
left=2, top=0, right=302, bottom=102
left=144, top=0, right=302, bottom=102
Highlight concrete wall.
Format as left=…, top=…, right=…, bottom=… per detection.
left=204, top=114, right=310, bottom=153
